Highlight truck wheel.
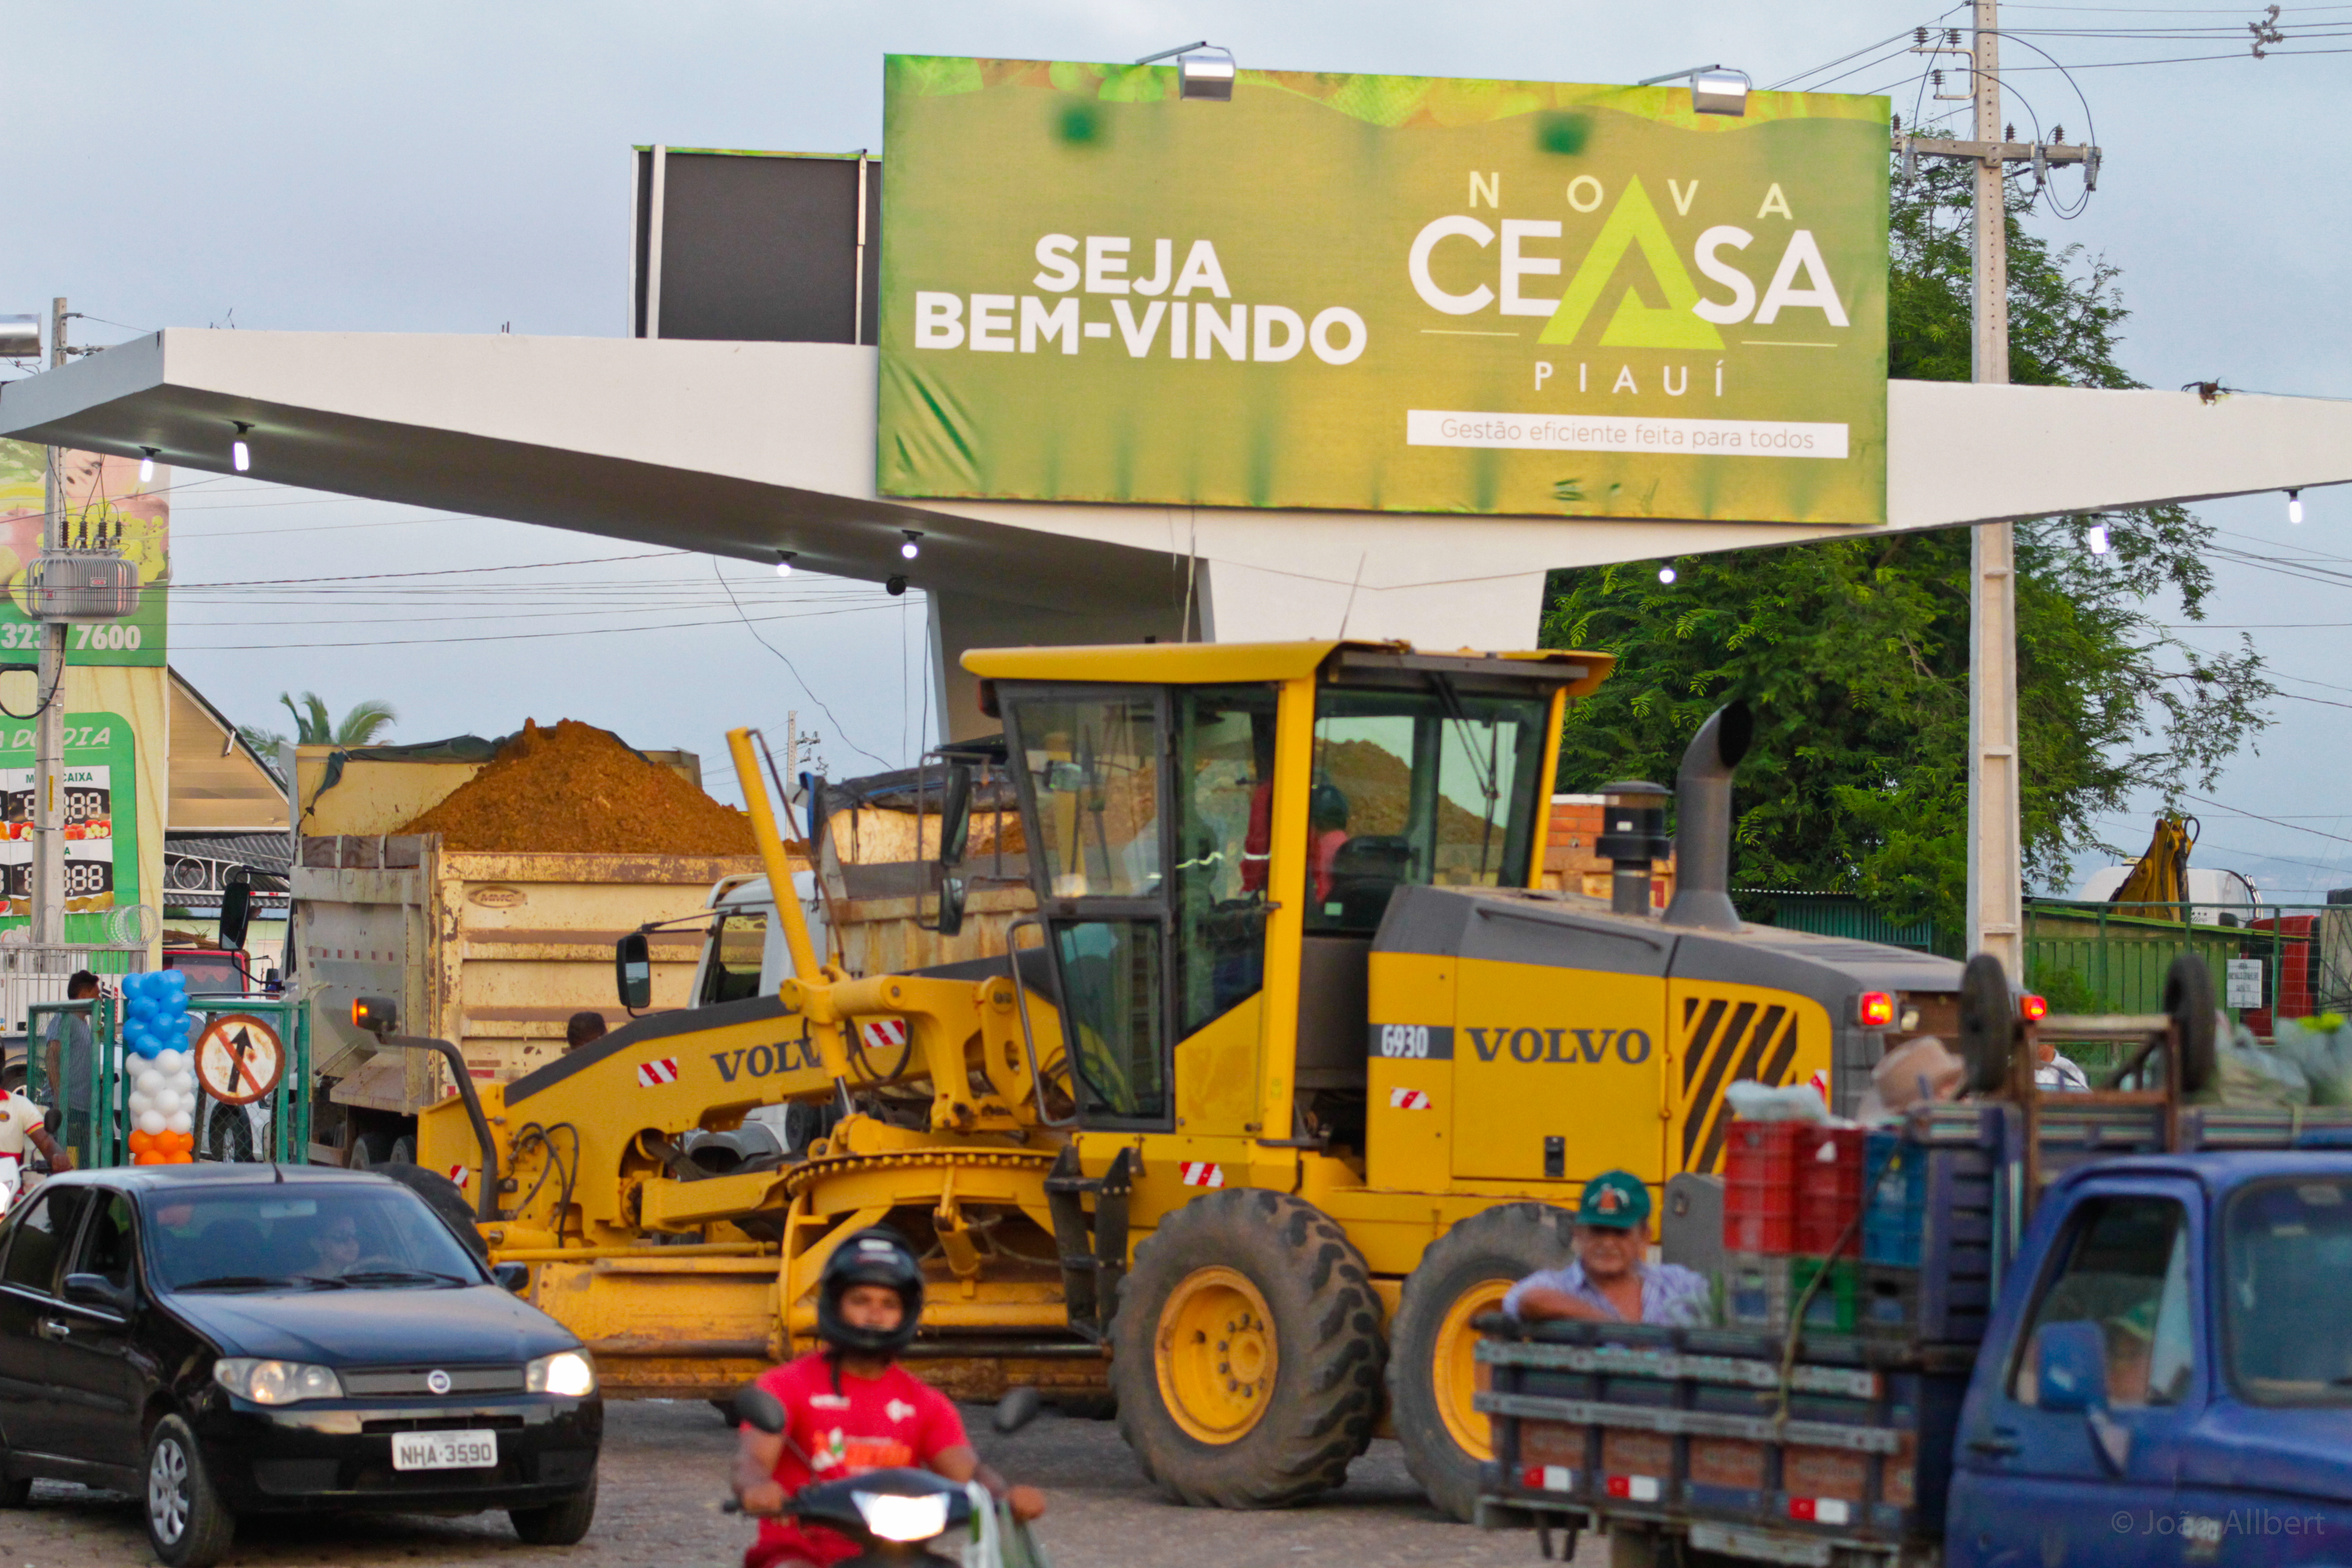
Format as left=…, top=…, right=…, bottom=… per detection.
left=1112, top=1189, right=1383, bottom=1507
left=205, top=1102, right=253, bottom=1164
left=348, top=1129, right=392, bottom=1170
left=1388, top=1203, right=1576, bottom=1521
left=389, top=1134, right=417, bottom=1166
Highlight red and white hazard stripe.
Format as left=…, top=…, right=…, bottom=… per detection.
left=1388, top=1087, right=1433, bottom=1110
left=1178, top=1161, right=1225, bottom=1188
left=636, top=1057, right=680, bottom=1088
left=447, top=1164, right=469, bottom=1187
left=860, top=1018, right=909, bottom=1051
left=1521, top=1465, right=1575, bottom=1493
left=1605, top=1474, right=1662, bottom=1503
left=1788, top=1497, right=1852, bottom=1527
left=1808, top=1068, right=1831, bottom=1105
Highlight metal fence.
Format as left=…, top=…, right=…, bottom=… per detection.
left=2023, top=899, right=2340, bottom=1037
left=0, top=942, right=152, bottom=1039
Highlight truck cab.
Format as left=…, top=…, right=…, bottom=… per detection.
left=1951, top=1151, right=2352, bottom=1566
left=684, top=870, right=828, bottom=1007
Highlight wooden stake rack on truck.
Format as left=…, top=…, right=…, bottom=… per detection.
left=1475, top=953, right=2352, bottom=1567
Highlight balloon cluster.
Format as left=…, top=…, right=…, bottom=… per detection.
left=122, top=971, right=197, bottom=1165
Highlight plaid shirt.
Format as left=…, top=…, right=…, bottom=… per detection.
left=1503, top=1258, right=1712, bottom=1327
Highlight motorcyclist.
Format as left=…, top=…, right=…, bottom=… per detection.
left=732, top=1226, right=1045, bottom=1568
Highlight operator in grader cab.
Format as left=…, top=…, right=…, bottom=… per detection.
left=733, top=1228, right=1044, bottom=1568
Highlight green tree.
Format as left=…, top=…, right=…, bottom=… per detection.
left=274, top=691, right=398, bottom=747
left=1540, top=161, right=2272, bottom=931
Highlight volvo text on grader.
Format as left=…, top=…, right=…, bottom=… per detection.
left=397, top=640, right=1964, bottom=1519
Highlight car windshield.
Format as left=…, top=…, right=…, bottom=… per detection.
left=145, top=1185, right=483, bottom=1292
left=2225, top=1177, right=2352, bottom=1403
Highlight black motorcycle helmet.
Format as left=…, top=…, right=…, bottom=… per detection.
left=816, top=1226, right=925, bottom=1357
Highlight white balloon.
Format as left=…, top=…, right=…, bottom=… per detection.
left=165, top=1109, right=193, bottom=1135
left=136, top=1109, right=165, bottom=1137
left=154, top=1049, right=185, bottom=1075
left=167, top=1067, right=196, bottom=1092
left=136, top=1069, right=164, bottom=1097
left=127, top=1091, right=153, bottom=1117
left=152, top=1088, right=182, bottom=1118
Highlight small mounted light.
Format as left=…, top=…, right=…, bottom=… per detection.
left=352, top=995, right=398, bottom=1037
left=2019, top=994, right=2049, bottom=1023
left=886, top=574, right=908, bottom=597
left=138, top=446, right=158, bottom=484
left=775, top=550, right=797, bottom=578
left=1137, top=39, right=1236, bottom=102
left=230, top=421, right=252, bottom=473
left=1657, top=566, right=1677, bottom=584
left=1857, top=991, right=1896, bottom=1029
left=2086, top=522, right=2109, bottom=556
left=2288, top=489, right=2305, bottom=526
left=900, top=530, right=923, bottom=560
left=1636, top=63, right=1750, bottom=117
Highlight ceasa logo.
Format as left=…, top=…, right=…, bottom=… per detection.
left=1409, top=171, right=1847, bottom=397
left=912, top=236, right=1369, bottom=366
left=1466, top=1025, right=1652, bottom=1066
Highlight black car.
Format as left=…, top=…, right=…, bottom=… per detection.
left=0, top=1164, right=601, bottom=1567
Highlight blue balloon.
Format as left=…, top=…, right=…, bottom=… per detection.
left=161, top=970, right=187, bottom=992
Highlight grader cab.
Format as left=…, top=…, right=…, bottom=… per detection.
left=418, top=639, right=1963, bottom=1519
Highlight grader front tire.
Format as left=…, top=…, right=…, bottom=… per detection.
left=1112, top=1190, right=1383, bottom=1508
left=1388, top=1202, right=1577, bottom=1521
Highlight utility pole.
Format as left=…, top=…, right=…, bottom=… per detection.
left=32, top=299, right=67, bottom=948
left=1964, top=0, right=2021, bottom=980
left=1899, top=8, right=2100, bottom=980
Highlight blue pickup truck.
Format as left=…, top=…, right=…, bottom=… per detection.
left=1478, top=960, right=2352, bottom=1567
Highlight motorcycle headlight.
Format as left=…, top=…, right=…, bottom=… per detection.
left=853, top=1490, right=949, bottom=1543
left=213, top=1357, right=343, bottom=1405
left=527, top=1349, right=596, bottom=1397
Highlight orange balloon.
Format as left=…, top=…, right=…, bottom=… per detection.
left=131, top=1151, right=155, bottom=1166
left=128, top=1131, right=153, bottom=1155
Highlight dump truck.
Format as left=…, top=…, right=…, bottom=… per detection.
left=412, top=639, right=1963, bottom=1519
left=1476, top=957, right=2352, bottom=1567
left=289, top=737, right=758, bottom=1164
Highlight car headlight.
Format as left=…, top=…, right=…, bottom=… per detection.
left=852, top=1490, right=949, bottom=1543
left=527, top=1349, right=596, bottom=1397
left=213, top=1357, right=343, bottom=1405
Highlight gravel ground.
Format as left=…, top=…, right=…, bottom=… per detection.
left=0, top=1399, right=1606, bottom=1568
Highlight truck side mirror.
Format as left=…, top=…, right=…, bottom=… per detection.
left=615, top=932, right=652, bottom=1011
left=934, top=872, right=967, bottom=940
left=2032, top=1320, right=2109, bottom=1413
left=938, top=763, right=973, bottom=868
left=219, top=872, right=253, bottom=952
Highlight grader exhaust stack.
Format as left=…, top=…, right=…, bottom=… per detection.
left=1661, top=700, right=1753, bottom=933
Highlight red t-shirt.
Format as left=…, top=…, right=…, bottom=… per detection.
left=743, top=1353, right=968, bottom=1568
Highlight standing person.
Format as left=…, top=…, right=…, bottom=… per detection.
left=564, top=1011, right=608, bottom=1054
left=41, top=971, right=100, bottom=1163
left=1504, top=1170, right=1711, bottom=1327
left=732, top=1228, right=1044, bottom=1568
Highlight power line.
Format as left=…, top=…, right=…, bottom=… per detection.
left=706, top=554, right=892, bottom=770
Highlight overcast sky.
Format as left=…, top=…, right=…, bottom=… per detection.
left=9, top=0, right=2350, bottom=899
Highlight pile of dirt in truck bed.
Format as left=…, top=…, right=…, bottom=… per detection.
left=400, top=719, right=758, bottom=855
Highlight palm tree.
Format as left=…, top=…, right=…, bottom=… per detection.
left=277, top=692, right=398, bottom=746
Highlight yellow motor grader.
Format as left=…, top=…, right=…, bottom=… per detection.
left=412, top=639, right=1963, bottom=1518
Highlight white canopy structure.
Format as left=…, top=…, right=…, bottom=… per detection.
left=4, top=328, right=2348, bottom=736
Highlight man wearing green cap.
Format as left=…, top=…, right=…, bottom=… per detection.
left=1502, top=1170, right=1711, bottom=1327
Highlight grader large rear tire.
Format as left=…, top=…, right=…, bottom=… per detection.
left=1389, top=1202, right=1577, bottom=1520
left=1112, top=1189, right=1383, bottom=1507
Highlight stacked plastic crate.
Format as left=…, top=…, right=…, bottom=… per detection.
left=1857, top=1115, right=2003, bottom=1346
left=1720, top=1122, right=1868, bottom=1334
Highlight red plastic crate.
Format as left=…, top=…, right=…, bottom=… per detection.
left=1794, top=1126, right=1867, bottom=1257
left=1723, top=1122, right=1803, bottom=1254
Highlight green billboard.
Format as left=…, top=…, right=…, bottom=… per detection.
left=879, top=59, right=1889, bottom=524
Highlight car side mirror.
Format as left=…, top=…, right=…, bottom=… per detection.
left=492, top=1261, right=529, bottom=1295
left=61, top=1272, right=131, bottom=1315
left=938, top=763, right=973, bottom=869
left=615, top=932, right=652, bottom=1011
left=734, top=1383, right=788, bottom=1434
left=2034, top=1320, right=2109, bottom=1413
